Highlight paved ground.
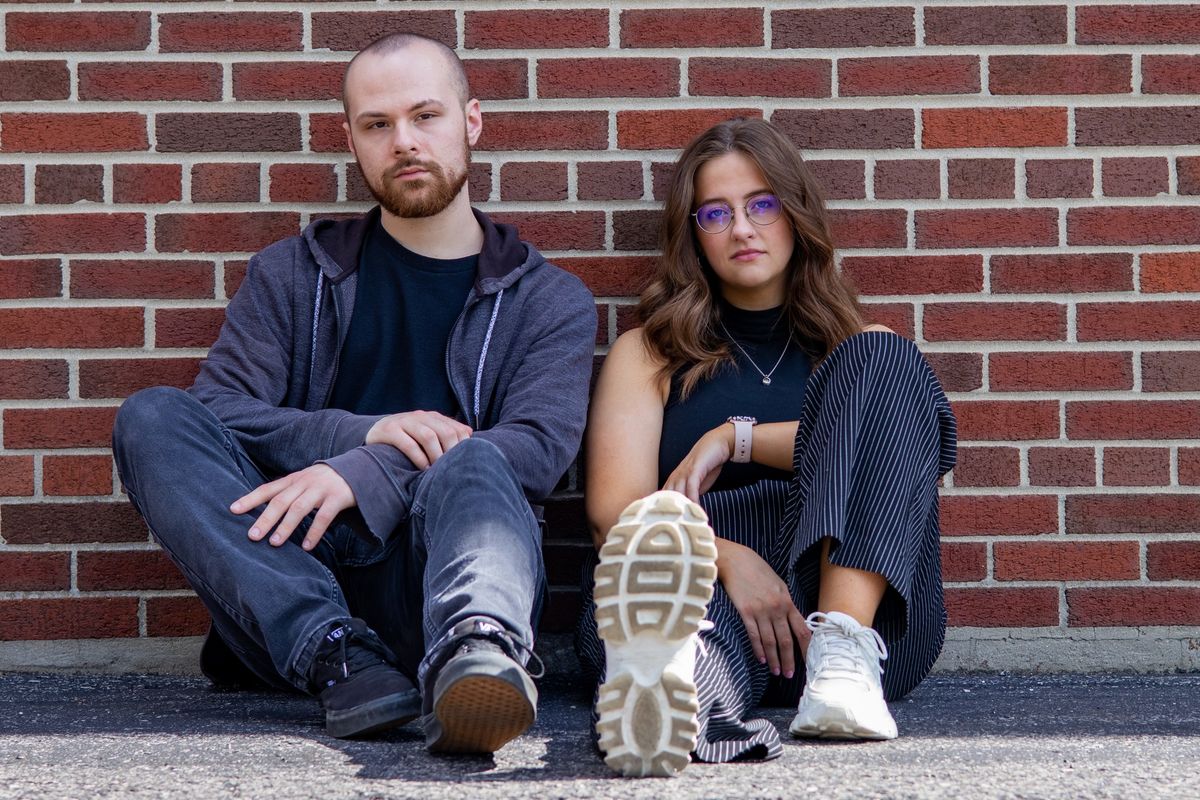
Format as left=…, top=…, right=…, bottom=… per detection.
left=2, top=672, right=1199, bottom=799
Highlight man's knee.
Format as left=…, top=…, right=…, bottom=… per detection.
left=114, top=387, right=199, bottom=448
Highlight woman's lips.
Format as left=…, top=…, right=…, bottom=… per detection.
left=732, top=249, right=766, bottom=261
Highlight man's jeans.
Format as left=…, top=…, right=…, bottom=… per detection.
left=112, top=387, right=545, bottom=693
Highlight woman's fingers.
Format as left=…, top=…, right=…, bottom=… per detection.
left=773, top=615, right=796, bottom=678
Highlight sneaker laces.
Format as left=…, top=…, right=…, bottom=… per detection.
left=806, top=612, right=888, bottom=677
left=428, top=617, right=546, bottom=680
left=313, top=621, right=396, bottom=687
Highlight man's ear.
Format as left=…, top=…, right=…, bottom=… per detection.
left=465, top=99, right=483, bottom=147
left=343, top=120, right=357, bottom=158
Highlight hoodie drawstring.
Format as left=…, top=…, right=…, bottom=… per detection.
left=474, top=289, right=503, bottom=424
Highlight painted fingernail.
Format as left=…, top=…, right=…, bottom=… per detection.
left=772, top=668, right=780, bottom=676
left=785, top=670, right=795, bottom=679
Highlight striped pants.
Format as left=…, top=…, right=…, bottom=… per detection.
left=577, top=332, right=958, bottom=763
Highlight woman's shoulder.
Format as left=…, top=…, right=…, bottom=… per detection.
left=604, top=327, right=672, bottom=401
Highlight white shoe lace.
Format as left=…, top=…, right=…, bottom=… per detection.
left=806, top=611, right=888, bottom=679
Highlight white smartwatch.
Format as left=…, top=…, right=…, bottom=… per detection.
left=727, top=416, right=757, bottom=463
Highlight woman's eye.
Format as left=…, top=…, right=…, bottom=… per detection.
left=749, top=196, right=778, bottom=212
left=702, top=206, right=730, bottom=222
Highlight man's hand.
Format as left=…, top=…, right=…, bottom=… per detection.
left=365, top=410, right=472, bottom=469
left=231, top=464, right=356, bottom=551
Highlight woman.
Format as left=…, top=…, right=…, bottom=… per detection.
left=578, top=118, right=957, bottom=777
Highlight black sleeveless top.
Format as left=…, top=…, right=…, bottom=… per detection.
left=657, top=301, right=812, bottom=490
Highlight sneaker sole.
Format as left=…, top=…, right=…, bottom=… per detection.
left=428, top=659, right=537, bottom=754
left=325, top=691, right=421, bottom=739
left=593, top=491, right=717, bottom=778
left=789, top=696, right=897, bottom=741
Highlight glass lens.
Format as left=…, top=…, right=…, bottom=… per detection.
left=746, top=194, right=781, bottom=225
left=694, top=203, right=733, bottom=233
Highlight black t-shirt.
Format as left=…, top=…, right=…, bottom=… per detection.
left=327, top=221, right=478, bottom=416
left=657, top=301, right=812, bottom=490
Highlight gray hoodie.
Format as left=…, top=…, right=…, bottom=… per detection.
left=188, top=206, right=597, bottom=545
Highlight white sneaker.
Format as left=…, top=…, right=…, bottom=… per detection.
left=789, top=610, right=898, bottom=740
left=593, top=490, right=718, bottom=777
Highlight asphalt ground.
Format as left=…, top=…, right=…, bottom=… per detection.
left=2, top=672, right=1198, bottom=799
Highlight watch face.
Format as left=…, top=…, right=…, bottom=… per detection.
left=728, top=415, right=757, bottom=424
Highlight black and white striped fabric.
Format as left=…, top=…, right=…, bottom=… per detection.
left=577, top=331, right=957, bottom=764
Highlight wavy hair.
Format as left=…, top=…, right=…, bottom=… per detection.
left=637, top=117, right=864, bottom=398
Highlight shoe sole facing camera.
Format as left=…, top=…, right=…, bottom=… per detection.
left=593, top=491, right=717, bottom=778
left=325, top=692, right=421, bottom=739
left=789, top=692, right=898, bottom=740
left=427, top=652, right=538, bottom=754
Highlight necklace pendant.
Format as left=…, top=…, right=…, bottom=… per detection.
left=762, top=376, right=772, bottom=386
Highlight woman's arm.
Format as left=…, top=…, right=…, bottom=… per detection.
left=585, top=328, right=669, bottom=549
left=663, top=420, right=800, bottom=499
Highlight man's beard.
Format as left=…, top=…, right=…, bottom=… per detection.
left=363, top=141, right=470, bottom=219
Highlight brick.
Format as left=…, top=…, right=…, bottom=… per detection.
left=773, top=109, right=913, bottom=150
left=308, top=115, right=346, bottom=153
left=926, top=352, right=983, bottom=393
left=462, top=59, right=528, bottom=101
left=952, top=446, right=1020, bottom=487
left=925, top=303, right=1065, bottom=343
left=1146, top=542, right=1200, bottom=580
left=0, top=599, right=138, bottom=640
left=925, top=6, right=1067, bottom=45
left=873, top=159, right=939, bottom=200
left=828, top=210, right=906, bottom=250
left=1179, top=449, right=1200, bottom=485
left=147, top=596, right=210, bottom=637
left=43, top=454, right=113, bottom=496
left=468, top=162, right=492, bottom=203
left=499, top=162, right=567, bottom=202
left=991, top=253, right=1131, bottom=294
left=156, top=113, right=300, bottom=153
left=79, top=358, right=201, bottom=399
left=1025, top=159, right=1094, bottom=199
left=1029, top=447, right=1096, bottom=487
left=269, top=164, right=337, bottom=204
left=1103, top=447, right=1170, bottom=487
left=916, top=209, right=1058, bottom=248
left=311, top=11, right=455, bottom=52
left=1142, top=352, right=1200, bottom=392
left=0, top=113, right=147, bottom=152
left=0, top=308, right=143, bottom=348
left=34, top=165, right=103, bottom=205
left=225, top=260, right=249, bottom=299
left=466, top=9, right=607, bottom=48
left=690, top=58, right=830, bottom=98
left=159, top=13, right=301, bottom=52
left=0, top=259, right=61, bottom=299
left=488, top=212, right=604, bottom=252
left=1078, top=301, right=1200, bottom=341
left=556, top=256, right=654, bottom=297
left=948, top=158, right=1014, bottom=199
left=156, top=308, right=226, bottom=349
left=0, top=360, right=67, bottom=400
left=0, top=165, right=24, bottom=204
left=231, top=62, right=341, bottom=102
left=1143, top=55, right=1200, bottom=94
left=620, top=8, right=762, bottom=47
left=1077, top=5, right=1200, bottom=44
left=1076, top=107, right=1200, bottom=146
left=990, top=352, right=1132, bottom=392
left=1180, top=157, right=1200, bottom=195
left=155, top=212, right=300, bottom=253
left=860, top=303, right=915, bottom=340
left=842, top=255, right=982, bottom=296
left=0, top=455, right=35, bottom=496
left=650, top=162, right=676, bottom=202
left=4, top=407, right=117, bottom=449
left=996, top=542, right=1139, bottom=582
left=923, top=108, right=1066, bottom=148
left=955, top=400, right=1059, bottom=441
left=78, top=549, right=188, bottom=591
left=840, top=56, right=978, bottom=96
left=0, top=552, right=68, bottom=590
left=478, top=112, right=608, bottom=151
left=613, top=211, right=659, bottom=252
left=6, top=12, right=150, bottom=51
left=577, top=162, right=643, bottom=202
left=807, top=160, right=865, bottom=201
left=539, top=58, right=678, bottom=99
left=191, top=163, right=260, bottom=203
left=71, top=259, right=214, bottom=300
left=113, top=164, right=182, bottom=204
left=617, top=109, right=761, bottom=150
left=946, top=588, right=1059, bottom=627
left=1067, top=401, right=1200, bottom=440
left=772, top=7, right=914, bottom=48
left=1101, top=157, right=1169, bottom=198
left=989, top=55, right=1131, bottom=95
left=79, top=62, right=221, bottom=102
left=0, top=60, right=69, bottom=101
left=941, top=495, right=1058, bottom=536
left=1068, top=588, right=1200, bottom=627
left=941, top=542, right=986, bottom=582
left=1, top=501, right=147, bottom=545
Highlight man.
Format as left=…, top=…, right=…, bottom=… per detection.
left=112, top=32, right=596, bottom=754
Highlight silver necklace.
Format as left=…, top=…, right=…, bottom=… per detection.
left=719, top=321, right=791, bottom=386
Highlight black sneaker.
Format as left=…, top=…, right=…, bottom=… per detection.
left=424, top=616, right=543, bottom=754
left=309, top=619, right=421, bottom=738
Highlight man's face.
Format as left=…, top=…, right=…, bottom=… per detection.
left=342, top=46, right=482, bottom=219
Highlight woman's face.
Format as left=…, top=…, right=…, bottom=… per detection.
left=691, top=151, right=794, bottom=310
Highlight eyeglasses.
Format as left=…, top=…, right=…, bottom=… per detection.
left=692, top=193, right=782, bottom=234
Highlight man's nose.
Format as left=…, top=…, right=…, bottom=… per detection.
left=391, top=123, right=418, bottom=153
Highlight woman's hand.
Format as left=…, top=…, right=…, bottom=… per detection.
left=717, top=538, right=810, bottom=678
left=663, top=423, right=734, bottom=502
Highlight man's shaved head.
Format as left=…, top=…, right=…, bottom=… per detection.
left=342, top=32, right=471, bottom=117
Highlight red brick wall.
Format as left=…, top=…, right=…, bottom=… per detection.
left=2, top=2, right=1198, bottom=665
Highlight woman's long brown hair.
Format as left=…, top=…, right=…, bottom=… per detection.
left=637, top=117, right=864, bottom=398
